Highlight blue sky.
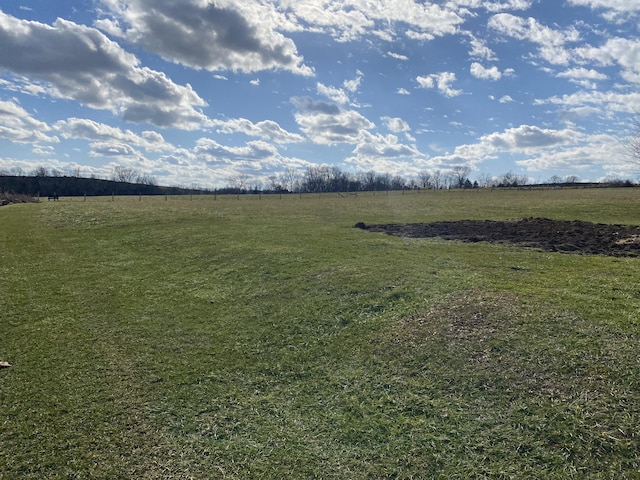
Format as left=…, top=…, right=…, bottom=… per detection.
left=1, top=0, right=640, bottom=188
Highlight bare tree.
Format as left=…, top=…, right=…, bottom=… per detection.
left=450, top=166, right=472, bottom=189
left=497, top=171, right=529, bottom=187
left=627, top=117, right=640, bottom=162
left=135, top=172, right=157, bottom=185
left=431, top=170, right=444, bottom=189
left=564, top=175, right=579, bottom=184
left=113, top=166, right=137, bottom=183
left=267, top=175, right=282, bottom=191
left=32, top=166, right=48, bottom=177
left=418, top=171, right=432, bottom=188
left=280, top=167, right=299, bottom=192
left=228, top=174, right=249, bottom=191
left=547, top=175, right=563, bottom=185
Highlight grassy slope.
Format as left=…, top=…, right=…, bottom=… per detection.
left=1, top=189, right=639, bottom=478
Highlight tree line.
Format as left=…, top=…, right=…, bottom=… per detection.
left=1, top=164, right=636, bottom=197
left=228, top=166, right=636, bottom=194
left=0, top=166, right=199, bottom=197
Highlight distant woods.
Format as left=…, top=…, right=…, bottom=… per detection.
left=228, top=165, right=636, bottom=194
left=1, top=164, right=636, bottom=198
left=0, top=166, right=199, bottom=197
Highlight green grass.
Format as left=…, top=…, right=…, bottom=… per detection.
left=1, top=189, right=639, bottom=478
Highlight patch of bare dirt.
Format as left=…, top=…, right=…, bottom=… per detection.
left=355, top=217, right=640, bottom=257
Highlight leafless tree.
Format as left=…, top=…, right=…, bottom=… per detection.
left=32, top=166, right=48, bottom=177
left=628, top=117, right=640, bottom=162
left=450, top=166, right=472, bottom=188
left=228, top=174, right=249, bottom=191
left=113, top=166, right=137, bottom=183
left=418, top=171, right=432, bottom=188
left=564, top=175, right=579, bottom=183
left=279, top=167, right=299, bottom=192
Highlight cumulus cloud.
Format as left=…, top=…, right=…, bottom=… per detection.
left=209, top=118, right=304, bottom=144
left=515, top=135, right=622, bottom=172
left=382, top=117, right=411, bottom=133
left=343, top=70, right=364, bottom=93
left=97, top=0, right=312, bottom=76
left=195, top=138, right=279, bottom=165
left=0, top=99, right=59, bottom=143
left=0, top=11, right=209, bottom=129
left=278, top=0, right=465, bottom=43
left=55, top=118, right=173, bottom=152
left=483, top=125, right=580, bottom=151
left=416, top=72, right=462, bottom=97
left=573, top=38, right=640, bottom=84
left=557, top=67, right=608, bottom=88
left=317, top=82, right=350, bottom=105
left=535, top=90, right=640, bottom=118
left=483, top=0, right=533, bottom=11
left=468, top=36, right=497, bottom=61
left=428, top=124, right=625, bottom=175
left=566, top=0, right=640, bottom=21
left=488, top=13, right=580, bottom=65
left=90, top=141, right=141, bottom=158
left=345, top=131, right=427, bottom=174
left=470, top=62, right=502, bottom=80
left=292, top=96, right=375, bottom=145
left=192, top=137, right=310, bottom=181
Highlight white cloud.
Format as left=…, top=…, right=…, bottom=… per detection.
left=192, top=138, right=310, bottom=180
left=557, top=67, right=608, bottom=88
left=97, top=0, right=313, bottom=76
left=209, top=118, right=305, bottom=144
left=386, top=51, right=409, bottom=61
left=277, top=0, right=465, bottom=43
left=55, top=118, right=173, bottom=152
left=535, top=90, right=640, bottom=116
left=346, top=131, right=426, bottom=175
left=0, top=99, right=59, bottom=144
left=292, top=96, right=375, bottom=145
left=566, top=0, right=640, bottom=21
left=397, top=88, right=411, bottom=95
left=499, top=95, right=514, bottom=103
left=90, top=141, right=141, bottom=159
left=573, top=38, right=640, bottom=85
left=0, top=11, right=209, bottom=129
left=382, top=117, right=411, bottom=133
left=427, top=124, right=630, bottom=176
left=484, top=0, right=533, bottom=12
left=468, top=36, right=497, bottom=61
left=482, top=125, right=581, bottom=151
left=416, top=72, right=462, bottom=97
left=343, top=70, right=364, bottom=93
left=317, top=82, right=350, bottom=105
left=470, top=62, right=502, bottom=80
left=488, top=13, right=580, bottom=65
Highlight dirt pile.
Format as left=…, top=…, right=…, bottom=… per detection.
left=356, top=217, right=640, bottom=257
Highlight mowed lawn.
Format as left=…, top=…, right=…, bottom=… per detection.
left=1, top=188, right=639, bottom=478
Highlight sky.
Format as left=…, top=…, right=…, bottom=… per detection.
left=1, top=0, right=640, bottom=188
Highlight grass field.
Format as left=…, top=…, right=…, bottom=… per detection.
left=1, top=188, right=639, bottom=478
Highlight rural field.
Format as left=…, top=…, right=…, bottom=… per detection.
left=1, top=188, right=639, bottom=478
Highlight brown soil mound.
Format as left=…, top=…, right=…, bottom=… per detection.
left=355, top=217, right=640, bottom=257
